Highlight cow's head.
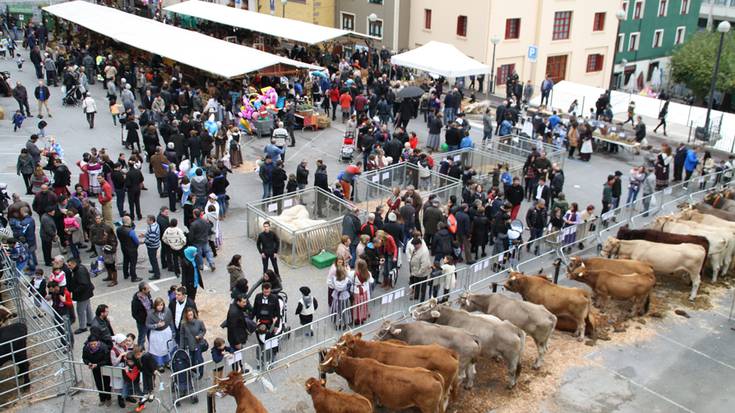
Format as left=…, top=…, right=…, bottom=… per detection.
left=600, top=237, right=620, bottom=258
left=411, top=298, right=441, bottom=322
left=214, top=370, right=244, bottom=397
left=375, top=321, right=396, bottom=340
left=567, top=265, right=585, bottom=281
left=504, top=272, right=526, bottom=292
left=676, top=209, right=695, bottom=220
left=0, top=305, right=17, bottom=326
left=458, top=292, right=475, bottom=311
left=304, top=377, right=326, bottom=395
left=335, top=332, right=363, bottom=353
left=319, top=347, right=345, bottom=374
left=677, top=201, right=694, bottom=212
left=566, top=256, right=584, bottom=272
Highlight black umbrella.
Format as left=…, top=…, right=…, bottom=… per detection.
left=396, top=86, right=425, bottom=100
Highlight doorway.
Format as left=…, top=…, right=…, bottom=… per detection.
left=545, top=55, right=568, bottom=84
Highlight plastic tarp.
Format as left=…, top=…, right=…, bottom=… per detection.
left=164, top=0, right=373, bottom=45
left=531, top=80, right=735, bottom=151
left=390, top=41, right=491, bottom=78
left=43, top=1, right=322, bottom=79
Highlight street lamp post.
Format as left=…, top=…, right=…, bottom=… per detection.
left=281, top=0, right=287, bottom=17
left=609, top=9, right=627, bottom=91
left=489, top=35, right=500, bottom=95
left=704, top=20, right=731, bottom=134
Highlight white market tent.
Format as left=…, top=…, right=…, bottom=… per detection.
left=165, top=0, right=374, bottom=45
left=390, top=41, right=491, bottom=78
left=43, top=1, right=322, bottom=79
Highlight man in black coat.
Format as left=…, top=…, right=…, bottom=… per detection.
left=525, top=199, right=548, bottom=255
left=169, top=286, right=198, bottom=345
left=271, top=161, right=288, bottom=197
left=256, top=221, right=280, bottom=275
left=445, top=122, right=462, bottom=150
left=431, top=222, right=454, bottom=263
left=505, top=177, right=525, bottom=220
left=130, top=282, right=152, bottom=348
left=116, top=216, right=141, bottom=282
left=383, top=136, right=403, bottom=165
left=253, top=283, right=281, bottom=344
left=422, top=200, right=444, bottom=246
left=124, top=163, right=144, bottom=221
left=455, top=204, right=473, bottom=264
left=68, top=258, right=95, bottom=335
left=296, top=160, right=309, bottom=190
left=673, top=143, right=687, bottom=182
left=226, top=295, right=252, bottom=350
left=90, top=304, right=115, bottom=348
left=495, top=100, right=507, bottom=135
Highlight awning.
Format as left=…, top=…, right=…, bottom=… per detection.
left=391, top=41, right=491, bottom=78
left=43, top=1, right=322, bottom=79
left=164, top=0, right=376, bottom=45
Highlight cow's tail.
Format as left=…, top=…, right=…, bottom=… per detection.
left=643, top=293, right=651, bottom=315
left=516, top=327, right=526, bottom=378
left=469, top=334, right=482, bottom=363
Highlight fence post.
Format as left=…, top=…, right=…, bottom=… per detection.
left=552, top=258, right=562, bottom=284
left=491, top=282, right=498, bottom=292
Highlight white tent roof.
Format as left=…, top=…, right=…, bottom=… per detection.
left=390, top=41, right=491, bottom=78
left=165, top=0, right=373, bottom=45
left=43, top=1, right=321, bottom=79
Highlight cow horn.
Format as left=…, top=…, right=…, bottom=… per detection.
left=320, top=356, right=333, bottom=366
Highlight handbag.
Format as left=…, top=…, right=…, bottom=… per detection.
left=198, top=337, right=209, bottom=353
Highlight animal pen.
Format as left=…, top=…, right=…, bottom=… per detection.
left=0, top=250, right=76, bottom=409
left=353, top=161, right=463, bottom=213
left=245, top=187, right=356, bottom=267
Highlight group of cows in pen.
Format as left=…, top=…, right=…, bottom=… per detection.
left=7, top=192, right=735, bottom=412
left=214, top=190, right=735, bottom=413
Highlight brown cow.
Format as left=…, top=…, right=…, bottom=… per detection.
left=214, top=370, right=268, bottom=413
left=683, top=202, right=735, bottom=222
left=505, top=272, right=591, bottom=341
left=567, top=256, right=655, bottom=277
left=304, top=377, right=373, bottom=413
left=567, top=266, right=655, bottom=316
left=319, top=346, right=445, bottom=413
left=336, top=332, right=459, bottom=405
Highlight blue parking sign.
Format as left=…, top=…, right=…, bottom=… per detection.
left=528, top=45, right=538, bottom=63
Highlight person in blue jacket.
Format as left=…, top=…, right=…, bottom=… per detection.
left=683, top=145, right=700, bottom=185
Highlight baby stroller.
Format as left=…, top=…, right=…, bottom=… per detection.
left=63, top=85, right=82, bottom=106
left=339, top=131, right=356, bottom=163
left=170, top=347, right=198, bottom=406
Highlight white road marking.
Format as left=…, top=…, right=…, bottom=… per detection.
left=654, top=332, right=735, bottom=371
left=94, top=276, right=176, bottom=298
left=585, top=356, right=696, bottom=413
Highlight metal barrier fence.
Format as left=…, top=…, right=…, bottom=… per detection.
left=245, top=187, right=356, bottom=267
left=0, top=250, right=76, bottom=410
left=431, top=147, right=524, bottom=190
left=61, top=359, right=167, bottom=413
left=357, top=161, right=463, bottom=203
left=496, top=134, right=567, bottom=171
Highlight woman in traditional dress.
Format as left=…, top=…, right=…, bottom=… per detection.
left=655, top=144, right=672, bottom=190
left=326, top=257, right=347, bottom=307
left=327, top=263, right=352, bottom=330
left=350, top=258, right=373, bottom=325
left=145, top=297, right=174, bottom=369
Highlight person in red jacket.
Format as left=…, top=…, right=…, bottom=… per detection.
left=328, top=86, right=340, bottom=121
left=97, top=175, right=113, bottom=225
left=374, top=230, right=398, bottom=289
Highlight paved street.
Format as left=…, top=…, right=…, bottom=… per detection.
left=2, top=55, right=734, bottom=413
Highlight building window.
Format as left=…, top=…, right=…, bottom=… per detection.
left=552, top=11, right=572, bottom=40
left=424, top=9, right=432, bottom=30
left=593, top=12, right=606, bottom=31
left=658, top=0, right=668, bottom=17
left=634, top=1, right=644, bottom=19
left=341, top=12, right=355, bottom=31
left=681, top=0, right=690, bottom=15
left=617, top=33, right=625, bottom=52
left=505, top=18, right=520, bottom=39
left=652, top=29, right=664, bottom=48
left=622, top=1, right=629, bottom=15
left=457, top=15, right=468, bottom=37
left=586, top=54, right=604, bottom=72
left=675, top=26, right=686, bottom=45
left=368, top=0, right=383, bottom=4
left=496, top=64, right=515, bottom=86
left=629, top=32, right=640, bottom=51
left=368, top=18, right=383, bottom=38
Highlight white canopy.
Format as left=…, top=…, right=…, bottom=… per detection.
left=390, top=41, right=491, bottom=78
left=43, top=1, right=322, bottom=79
left=165, top=0, right=374, bottom=45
